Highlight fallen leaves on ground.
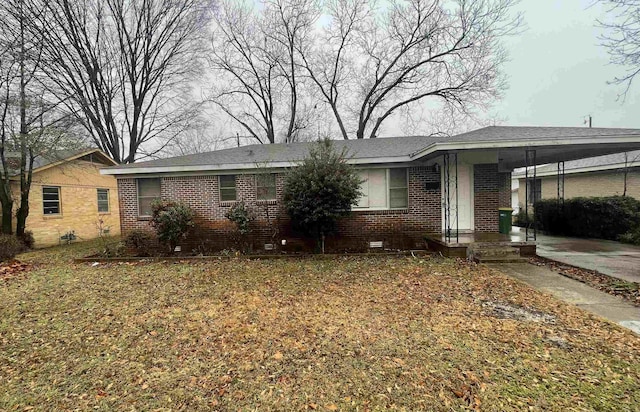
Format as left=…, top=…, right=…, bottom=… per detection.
left=0, top=240, right=639, bottom=411
left=0, top=260, right=31, bottom=282
left=531, top=256, right=640, bottom=306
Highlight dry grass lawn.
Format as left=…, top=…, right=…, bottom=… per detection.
left=1, top=240, right=640, bottom=411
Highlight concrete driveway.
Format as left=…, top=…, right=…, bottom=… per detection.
left=530, top=231, right=640, bottom=283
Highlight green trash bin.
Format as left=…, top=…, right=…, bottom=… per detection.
left=498, top=208, right=513, bottom=234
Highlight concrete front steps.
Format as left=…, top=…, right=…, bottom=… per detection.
left=469, top=243, right=527, bottom=263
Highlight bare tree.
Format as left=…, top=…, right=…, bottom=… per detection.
left=0, top=0, right=78, bottom=236
left=597, top=0, right=640, bottom=97
left=298, top=0, right=369, bottom=140
left=209, top=0, right=316, bottom=144
left=300, top=0, right=521, bottom=139
left=30, top=0, right=213, bottom=164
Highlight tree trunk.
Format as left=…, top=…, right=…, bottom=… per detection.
left=0, top=198, right=12, bottom=234
left=15, top=2, right=31, bottom=237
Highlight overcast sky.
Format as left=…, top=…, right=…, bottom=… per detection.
left=489, top=0, right=640, bottom=129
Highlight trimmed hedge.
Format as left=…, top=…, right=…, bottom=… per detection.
left=534, top=196, right=640, bottom=240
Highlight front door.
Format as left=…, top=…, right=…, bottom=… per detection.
left=442, top=162, right=473, bottom=232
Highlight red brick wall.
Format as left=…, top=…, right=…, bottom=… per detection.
left=117, top=166, right=441, bottom=252
left=473, top=164, right=511, bottom=232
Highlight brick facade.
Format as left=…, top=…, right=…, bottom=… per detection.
left=473, top=164, right=511, bottom=232
left=117, top=166, right=442, bottom=252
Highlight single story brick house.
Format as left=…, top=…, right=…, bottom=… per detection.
left=513, top=149, right=640, bottom=207
left=2, top=149, right=120, bottom=247
left=102, top=126, right=640, bottom=253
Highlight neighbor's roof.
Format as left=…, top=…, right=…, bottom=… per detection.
left=102, top=126, right=640, bottom=175
left=513, top=149, right=640, bottom=177
left=7, top=148, right=116, bottom=177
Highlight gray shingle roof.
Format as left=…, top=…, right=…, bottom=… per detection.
left=513, top=149, right=640, bottom=176
left=110, top=126, right=640, bottom=171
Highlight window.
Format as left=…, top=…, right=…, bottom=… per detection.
left=219, top=175, right=237, bottom=201
left=389, top=168, right=409, bottom=208
left=355, top=168, right=408, bottom=210
left=97, top=189, right=110, bottom=213
left=42, top=186, right=61, bottom=215
left=137, top=178, right=161, bottom=217
left=527, top=178, right=542, bottom=204
left=256, top=174, right=277, bottom=200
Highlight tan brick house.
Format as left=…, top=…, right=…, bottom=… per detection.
left=514, top=150, right=640, bottom=207
left=3, top=149, right=120, bottom=247
left=102, top=126, right=640, bottom=254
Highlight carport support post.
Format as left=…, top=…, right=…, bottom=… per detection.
left=442, top=152, right=459, bottom=243
left=557, top=161, right=565, bottom=208
left=525, top=149, right=537, bottom=241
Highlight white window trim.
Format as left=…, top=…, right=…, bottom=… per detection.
left=353, top=168, right=409, bottom=211
left=137, top=178, right=161, bottom=218
left=42, top=186, right=62, bottom=216
left=219, top=175, right=237, bottom=202
left=97, top=188, right=110, bottom=213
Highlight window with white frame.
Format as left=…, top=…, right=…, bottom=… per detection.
left=97, top=188, right=110, bottom=213
left=219, top=175, right=237, bottom=201
left=354, top=168, right=408, bottom=210
left=42, top=186, right=61, bottom=215
left=137, top=178, right=161, bottom=217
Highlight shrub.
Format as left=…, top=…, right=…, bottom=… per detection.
left=283, top=139, right=363, bottom=252
left=225, top=201, right=256, bottom=253
left=225, top=201, right=255, bottom=235
left=513, top=208, right=534, bottom=227
left=150, top=200, right=195, bottom=252
left=620, top=227, right=640, bottom=245
left=534, top=196, right=640, bottom=240
left=0, top=234, right=26, bottom=262
left=18, top=230, right=35, bottom=249
left=124, top=230, right=156, bottom=256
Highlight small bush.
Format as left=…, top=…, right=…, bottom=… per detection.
left=534, top=196, right=640, bottom=240
left=150, top=200, right=195, bottom=252
left=18, top=231, right=35, bottom=249
left=225, top=201, right=255, bottom=235
left=620, top=227, right=640, bottom=245
left=124, top=230, right=156, bottom=256
left=283, top=139, right=363, bottom=252
left=0, top=234, right=26, bottom=262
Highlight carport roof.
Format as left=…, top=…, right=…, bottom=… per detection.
left=102, top=126, right=640, bottom=175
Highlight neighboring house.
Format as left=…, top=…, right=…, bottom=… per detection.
left=102, top=126, right=640, bottom=252
left=2, top=149, right=121, bottom=247
left=513, top=150, right=640, bottom=208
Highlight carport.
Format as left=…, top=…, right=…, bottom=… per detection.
left=421, top=126, right=640, bottom=259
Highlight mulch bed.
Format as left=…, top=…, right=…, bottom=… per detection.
left=530, top=256, right=640, bottom=306
left=0, top=260, right=32, bottom=283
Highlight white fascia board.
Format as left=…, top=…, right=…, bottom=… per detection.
left=410, top=135, right=640, bottom=159
left=100, top=156, right=415, bottom=175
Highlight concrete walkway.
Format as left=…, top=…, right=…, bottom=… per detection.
left=488, top=262, right=640, bottom=335
left=532, top=231, right=640, bottom=284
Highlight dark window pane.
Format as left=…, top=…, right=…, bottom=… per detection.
left=138, top=178, right=161, bottom=197
left=220, top=175, right=236, bottom=188
left=42, top=187, right=60, bottom=214
left=389, top=168, right=407, bottom=189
